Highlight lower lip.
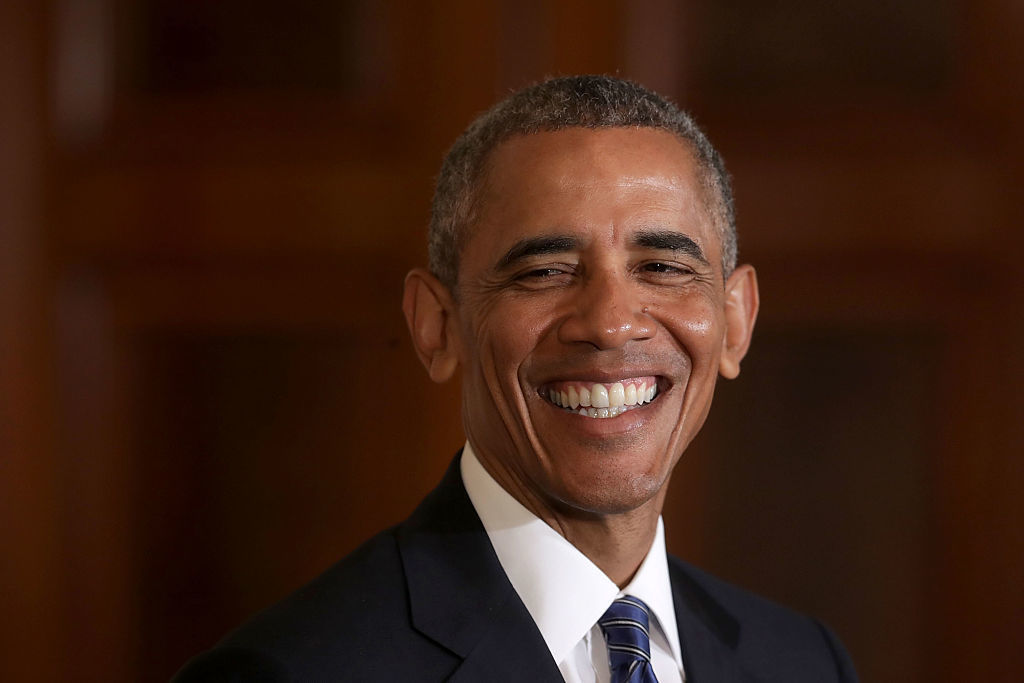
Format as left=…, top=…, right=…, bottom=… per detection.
left=543, top=394, right=661, bottom=435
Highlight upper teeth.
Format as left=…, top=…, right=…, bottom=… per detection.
left=547, top=380, right=657, bottom=412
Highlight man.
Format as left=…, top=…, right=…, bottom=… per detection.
left=175, top=75, right=857, bottom=682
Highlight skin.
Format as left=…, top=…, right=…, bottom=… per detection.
left=403, top=127, right=759, bottom=586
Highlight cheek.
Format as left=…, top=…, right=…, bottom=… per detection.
left=681, top=317, right=714, bottom=338
left=662, top=298, right=724, bottom=350
left=466, top=301, right=552, bottom=386
left=488, top=296, right=556, bottom=346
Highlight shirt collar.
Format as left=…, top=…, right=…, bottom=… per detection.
left=620, top=516, right=683, bottom=667
left=460, top=443, right=683, bottom=668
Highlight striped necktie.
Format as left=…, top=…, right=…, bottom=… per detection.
left=598, top=596, right=660, bottom=683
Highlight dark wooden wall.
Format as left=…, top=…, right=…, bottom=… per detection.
left=3, top=1, right=1021, bottom=681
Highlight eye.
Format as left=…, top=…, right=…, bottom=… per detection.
left=511, top=264, right=576, bottom=289
left=521, top=267, right=566, bottom=279
left=514, top=260, right=578, bottom=279
left=641, top=262, right=694, bottom=275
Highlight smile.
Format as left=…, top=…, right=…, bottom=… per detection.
left=540, top=377, right=659, bottom=419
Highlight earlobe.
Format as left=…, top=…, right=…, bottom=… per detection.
left=719, top=264, right=760, bottom=379
left=402, top=268, right=460, bottom=383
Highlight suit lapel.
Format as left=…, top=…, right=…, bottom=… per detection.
left=398, top=456, right=763, bottom=682
left=397, top=455, right=563, bottom=682
left=445, top=601, right=563, bottom=682
left=670, top=559, right=764, bottom=683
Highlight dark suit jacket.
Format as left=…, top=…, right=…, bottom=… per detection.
left=174, top=458, right=858, bottom=682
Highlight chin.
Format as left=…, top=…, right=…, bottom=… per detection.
left=547, top=462, right=668, bottom=517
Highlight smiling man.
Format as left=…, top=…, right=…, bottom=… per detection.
left=175, top=76, right=857, bottom=682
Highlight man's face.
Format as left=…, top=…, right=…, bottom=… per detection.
left=448, top=127, right=753, bottom=520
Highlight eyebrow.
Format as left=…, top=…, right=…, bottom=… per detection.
left=498, top=235, right=579, bottom=269
left=633, top=229, right=709, bottom=265
left=496, top=230, right=709, bottom=269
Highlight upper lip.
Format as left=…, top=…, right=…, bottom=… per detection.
left=526, top=350, right=686, bottom=395
left=537, top=370, right=661, bottom=384
left=530, top=370, right=674, bottom=400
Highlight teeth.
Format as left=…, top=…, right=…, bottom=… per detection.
left=609, top=382, right=625, bottom=407
left=548, top=379, right=659, bottom=416
left=567, top=385, right=579, bottom=409
left=579, top=386, right=591, bottom=407
left=574, top=405, right=628, bottom=419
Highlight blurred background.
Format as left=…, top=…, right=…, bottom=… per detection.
left=2, top=1, right=1022, bottom=681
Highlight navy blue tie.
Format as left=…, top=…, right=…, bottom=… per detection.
left=598, top=596, right=660, bottom=683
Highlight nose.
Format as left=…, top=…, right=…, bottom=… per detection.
left=557, top=269, right=655, bottom=350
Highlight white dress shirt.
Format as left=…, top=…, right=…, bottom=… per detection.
left=460, top=443, right=685, bottom=682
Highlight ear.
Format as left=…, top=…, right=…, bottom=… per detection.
left=719, top=264, right=760, bottom=380
left=402, top=268, right=460, bottom=383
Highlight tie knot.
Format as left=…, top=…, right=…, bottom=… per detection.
left=599, top=596, right=659, bottom=682
left=600, top=596, right=652, bottom=637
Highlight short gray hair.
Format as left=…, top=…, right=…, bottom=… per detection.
left=428, top=75, right=736, bottom=289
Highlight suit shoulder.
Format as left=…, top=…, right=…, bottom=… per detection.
left=668, top=555, right=808, bottom=627
left=668, top=556, right=858, bottom=682
left=172, top=645, right=291, bottom=683
left=225, top=527, right=407, bottom=648
left=175, top=528, right=457, bottom=681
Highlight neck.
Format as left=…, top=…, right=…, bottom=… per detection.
left=542, top=499, right=664, bottom=588
left=466, top=442, right=668, bottom=587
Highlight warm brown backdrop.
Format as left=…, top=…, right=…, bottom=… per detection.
left=3, top=1, right=1022, bottom=681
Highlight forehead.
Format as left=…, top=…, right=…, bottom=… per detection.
left=466, top=127, right=716, bottom=257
